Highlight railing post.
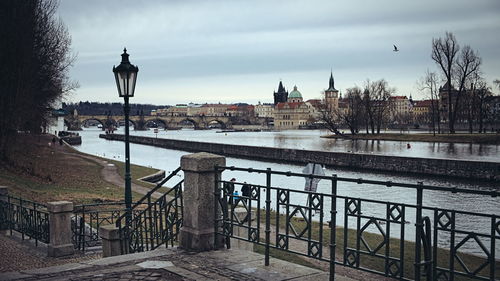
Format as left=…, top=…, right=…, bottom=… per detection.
left=414, top=182, right=423, bottom=281
left=0, top=186, right=8, bottom=232
left=330, top=175, right=337, bottom=281
left=180, top=152, right=225, bottom=251
left=265, top=168, right=271, bottom=266
left=232, top=207, right=253, bottom=251
left=100, top=224, right=121, bottom=257
left=47, top=201, right=74, bottom=257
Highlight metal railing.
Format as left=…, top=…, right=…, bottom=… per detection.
left=0, top=194, right=49, bottom=245
left=72, top=202, right=147, bottom=252
left=116, top=167, right=184, bottom=254
left=214, top=165, right=500, bottom=281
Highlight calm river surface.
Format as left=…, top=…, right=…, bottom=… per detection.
left=71, top=127, right=499, bottom=256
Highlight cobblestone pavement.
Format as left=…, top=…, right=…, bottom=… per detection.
left=0, top=233, right=100, bottom=273
left=0, top=247, right=355, bottom=281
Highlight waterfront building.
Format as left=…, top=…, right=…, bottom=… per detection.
left=438, top=82, right=460, bottom=123
left=254, top=102, right=274, bottom=118
left=412, top=99, right=433, bottom=124
left=324, top=71, right=339, bottom=112
left=274, top=86, right=319, bottom=129
left=226, top=104, right=254, bottom=118
left=46, top=98, right=67, bottom=134
left=389, top=96, right=412, bottom=125
left=273, top=81, right=288, bottom=105
left=186, top=103, right=204, bottom=116
left=165, top=104, right=188, bottom=117
left=201, top=103, right=229, bottom=117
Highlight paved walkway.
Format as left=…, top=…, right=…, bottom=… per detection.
left=0, top=248, right=356, bottom=281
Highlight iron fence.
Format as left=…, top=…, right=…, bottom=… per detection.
left=0, top=194, right=49, bottom=245
left=72, top=202, right=147, bottom=252
left=214, top=165, right=500, bottom=281
left=117, top=167, right=184, bottom=254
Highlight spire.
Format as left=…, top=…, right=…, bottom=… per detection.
left=278, top=81, right=285, bottom=92
left=327, top=71, right=336, bottom=91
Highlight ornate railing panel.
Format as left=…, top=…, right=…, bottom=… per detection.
left=72, top=202, right=146, bottom=252
left=0, top=195, right=49, bottom=245
left=116, top=167, right=184, bottom=254
left=214, top=165, right=500, bottom=281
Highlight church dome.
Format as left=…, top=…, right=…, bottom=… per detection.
left=288, top=86, right=302, bottom=99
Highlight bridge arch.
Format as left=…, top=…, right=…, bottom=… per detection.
left=206, top=119, right=227, bottom=129
left=145, top=118, right=167, bottom=128
left=81, top=118, right=105, bottom=127
left=177, top=118, right=199, bottom=129
left=116, top=118, right=137, bottom=128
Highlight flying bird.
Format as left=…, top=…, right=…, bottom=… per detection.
left=393, top=45, right=399, bottom=52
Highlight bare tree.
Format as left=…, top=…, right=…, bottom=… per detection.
left=494, top=79, right=500, bottom=91
left=470, top=77, right=491, bottom=133
left=431, top=32, right=481, bottom=133
left=0, top=0, right=76, bottom=159
left=317, top=98, right=342, bottom=135
left=340, top=87, right=364, bottom=134
left=417, top=70, right=440, bottom=135
left=363, top=79, right=394, bottom=134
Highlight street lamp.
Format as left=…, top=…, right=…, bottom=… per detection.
left=113, top=48, right=138, bottom=227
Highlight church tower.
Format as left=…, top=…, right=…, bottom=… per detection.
left=273, top=81, right=288, bottom=105
left=324, top=71, right=339, bottom=111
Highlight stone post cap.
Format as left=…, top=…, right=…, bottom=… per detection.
left=100, top=224, right=121, bottom=240
left=47, top=201, right=74, bottom=213
left=181, top=152, right=226, bottom=172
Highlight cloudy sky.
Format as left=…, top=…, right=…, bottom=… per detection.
left=58, top=0, right=500, bottom=105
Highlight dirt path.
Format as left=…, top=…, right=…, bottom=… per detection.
left=75, top=153, right=164, bottom=200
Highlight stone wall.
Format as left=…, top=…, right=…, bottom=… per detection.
left=100, top=134, right=500, bottom=181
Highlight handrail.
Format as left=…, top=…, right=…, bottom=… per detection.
left=116, top=179, right=184, bottom=253
left=129, top=180, right=184, bottom=220
left=217, top=165, right=500, bottom=197
left=115, top=166, right=182, bottom=224
left=133, top=166, right=182, bottom=208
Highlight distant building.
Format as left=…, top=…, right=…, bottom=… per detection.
left=202, top=103, right=229, bottom=116
left=389, top=96, right=411, bottom=121
left=274, top=86, right=319, bottom=129
left=324, top=72, right=339, bottom=112
left=46, top=98, right=67, bottom=135
left=273, top=81, right=288, bottom=105
left=439, top=82, right=460, bottom=122
left=165, top=104, right=188, bottom=116
left=254, top=102, right=274, bottom=118
left=412, top=99, right=433, bottom=124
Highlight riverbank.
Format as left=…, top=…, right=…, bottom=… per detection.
left=323, top=132, right=500, bottom=144
left=101, top=134, right=500, bottom=182
left=0, top=134, right=160, bottom=204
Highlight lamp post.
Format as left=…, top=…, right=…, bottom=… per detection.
left=113, top=48, right=138, bottom=227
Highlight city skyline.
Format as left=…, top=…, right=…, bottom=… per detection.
left=58, top=0, right=500, bottom=105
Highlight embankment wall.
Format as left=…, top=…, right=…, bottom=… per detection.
left=100, top=134, right=500, bottom=181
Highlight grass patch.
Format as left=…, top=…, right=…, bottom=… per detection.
left=253, top=243, right=323, bottom=270
left=0, top=134, right=158, bottom=204
left=323, top=133, right=500, bottom=144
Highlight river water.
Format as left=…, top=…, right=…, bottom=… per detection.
left=71, top=127, right=499, bottom=256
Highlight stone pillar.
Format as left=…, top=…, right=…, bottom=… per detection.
left=47, top=201, right=74, bottom=257
left=232, top=207, right=254, bottom=251
left=180, top=152, right=225, bottom=251
left=0, top=186, right=8, bottom=232
left=100, top=225, right=122, bottom=257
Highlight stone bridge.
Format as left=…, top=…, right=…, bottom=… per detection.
left=64, top=114, right=234, bottom=130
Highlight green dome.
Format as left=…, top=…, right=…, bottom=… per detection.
left=288, top=86, right=302, bottom=99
